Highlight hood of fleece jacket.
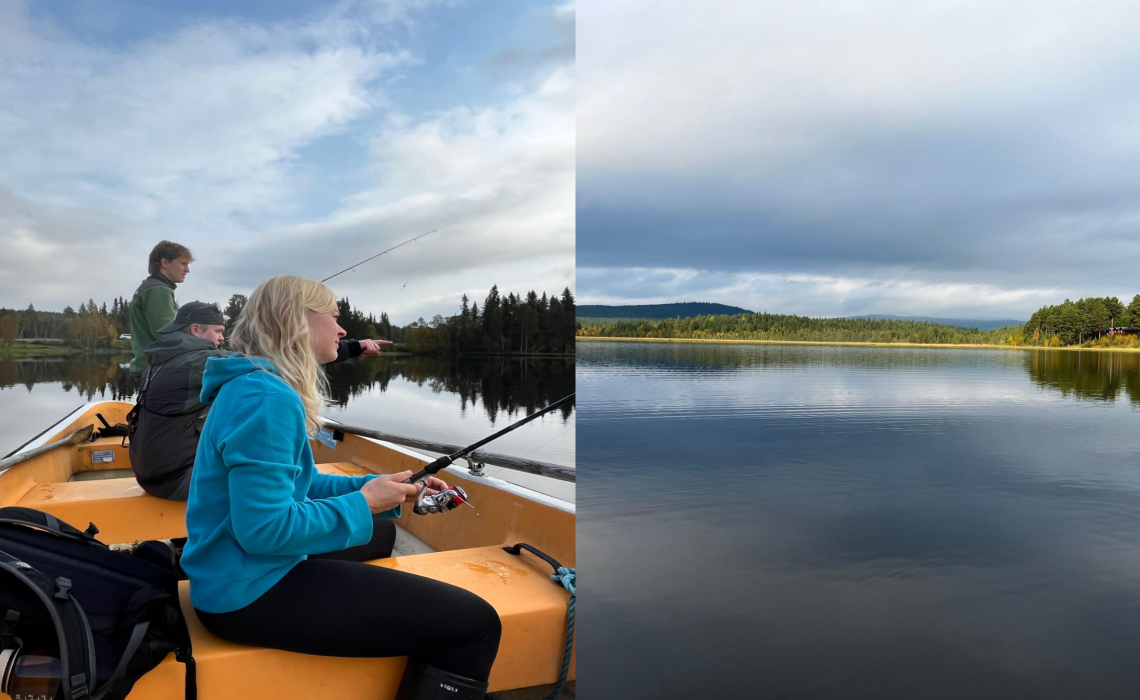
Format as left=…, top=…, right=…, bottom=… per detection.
left=200, top=354, right=279, bottom=404
left=145, top=332, right=223, bottom=365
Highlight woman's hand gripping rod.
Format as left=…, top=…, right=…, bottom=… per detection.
left=403, top=394, right=576, bottom=515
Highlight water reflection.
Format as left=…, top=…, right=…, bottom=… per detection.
left=584, top=342, right=1140, bottom=405
left=0, top=354, right=576, bottom=462
left=0, top=354, right=576, bottom=424
left=324, top=355, right=576, bottom=424
left=1025, top=349, right=1140, bottom=403
left=0, top=356, right=136, bottom=401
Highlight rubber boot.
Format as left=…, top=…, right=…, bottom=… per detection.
left=394, top=659, right=488, bottom=699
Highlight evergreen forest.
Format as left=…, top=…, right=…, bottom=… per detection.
left=2, top=285, right=576, bottom=356
left=577, top=295, right=1140, bottom=349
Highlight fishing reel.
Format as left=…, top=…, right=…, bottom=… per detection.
left=413, top=483, right=472, bottom=516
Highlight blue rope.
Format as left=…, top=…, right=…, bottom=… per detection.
left=544, top=567, right=576, bottom=700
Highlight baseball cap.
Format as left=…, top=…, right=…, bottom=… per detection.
left=157, top=301, right=229, bottom=333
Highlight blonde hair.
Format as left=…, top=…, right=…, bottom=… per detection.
left=229, top=275, right=336, bottom=435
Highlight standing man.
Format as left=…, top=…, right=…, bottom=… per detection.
left=130, top=241, right=193, bottom=379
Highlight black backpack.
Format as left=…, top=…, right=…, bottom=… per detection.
left=0, top=507, right=195, bottom=700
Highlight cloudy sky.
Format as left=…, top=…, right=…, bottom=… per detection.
left=0, top=0, right=574, bottom=324
left=578, top=0, right=1140, bottom=320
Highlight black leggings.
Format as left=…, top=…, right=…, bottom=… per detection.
left=194, top=516, right=502, bottom=681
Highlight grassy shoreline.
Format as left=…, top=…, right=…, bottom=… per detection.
left=576, top=336, right=1140, bottom=352
left=0, top=343, right=80, bottom=359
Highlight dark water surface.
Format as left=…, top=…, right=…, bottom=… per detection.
left=578, top=342, right=1140, bottom=699
left=0, top=354, right=574, bottom=498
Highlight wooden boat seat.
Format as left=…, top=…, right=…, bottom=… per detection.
left=126, top=546, right=574, bottom=698
left=15, top=462, right=382, bottom=544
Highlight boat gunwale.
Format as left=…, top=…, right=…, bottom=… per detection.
left=322, top=417, right=575, bottom=514
left=8, top=401, right=575, bottom=513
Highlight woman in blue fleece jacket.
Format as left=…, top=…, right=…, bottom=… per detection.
left=181, top=275, right=500, bottom=700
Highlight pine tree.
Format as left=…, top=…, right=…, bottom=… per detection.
left=483, top=286, right=503, bottom=352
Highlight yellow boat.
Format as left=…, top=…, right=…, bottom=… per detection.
left=0, top=401, right=575, bottom=699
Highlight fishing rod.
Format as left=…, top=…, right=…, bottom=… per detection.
left=404, top=393, right=576, bottom=514
left=315, top=229, right=576, bottom=511
left=321, top=230, right=436, bottom=283
left=407, top=393, right=575, bottom=483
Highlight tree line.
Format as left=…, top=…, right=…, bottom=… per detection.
left=396, top=286, right=576, bottom=355
left=577, top=313, right=1015, bottom=345
left=3, top=285, right=577, bottom=356
left=0, top=299, right=131, bottom=352
left=1017, top=296, right=1140, bottom=347
left=226, top=285, right=576, bottom=355
left=578, top=296, right=1140, bottom=349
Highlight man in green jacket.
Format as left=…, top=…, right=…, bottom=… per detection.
left=130, top=241, right=193, bottom=378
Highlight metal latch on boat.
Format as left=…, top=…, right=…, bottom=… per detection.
left=463, top=456, right=485, bottom=477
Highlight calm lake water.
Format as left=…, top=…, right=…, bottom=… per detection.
left=0, top=354, right=575, bottom=501
left=578, top=341, right=1140, bottom=699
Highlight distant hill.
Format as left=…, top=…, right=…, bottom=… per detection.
left=847, top=315, right=1023, bottom=331
left=578, top=303, right=753, bottom=319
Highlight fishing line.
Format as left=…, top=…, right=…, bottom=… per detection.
left=320, top=230, right=436, bottom=283
left=515, top=423, right=575, bottom=462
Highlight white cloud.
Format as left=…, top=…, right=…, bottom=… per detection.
left=576, top=0, right=1140, bottom=315
left=0, top=0, right=575, bottom=323
left=215, top=66, right=576, bottom=322
left=579, top=0, right=1140, bottom=184
left=578, top=266, right=1070, bottom=319
left=0, top=185, right=134, bottom=307
left=0, top=5, right=402, bottom=220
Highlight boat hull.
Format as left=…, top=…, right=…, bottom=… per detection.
left=0, top=401, right=575, bottom=698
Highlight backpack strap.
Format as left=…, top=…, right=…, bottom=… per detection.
left=179, top=651, right=197, bottom=700
left=0, top=507, right=106, bottom=549
left=134, top=363, right=205, bottom=419
left=172, top=597, right=197, bottom=700
left=0, top=551, right=96, bottom=700
left=91, top=621, right=148, bottom=700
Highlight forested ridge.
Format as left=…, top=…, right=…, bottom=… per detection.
left=577, top=312, right=1013, bottom=344
left=577, top=295, right=1140, bottom=349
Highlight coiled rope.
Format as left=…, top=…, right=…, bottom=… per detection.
left=503, top=544, right=576, bottom=700
left=546, top=566, right=576, bottom=700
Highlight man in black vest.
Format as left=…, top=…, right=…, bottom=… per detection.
left=129, top=301, right=388, bottom=501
